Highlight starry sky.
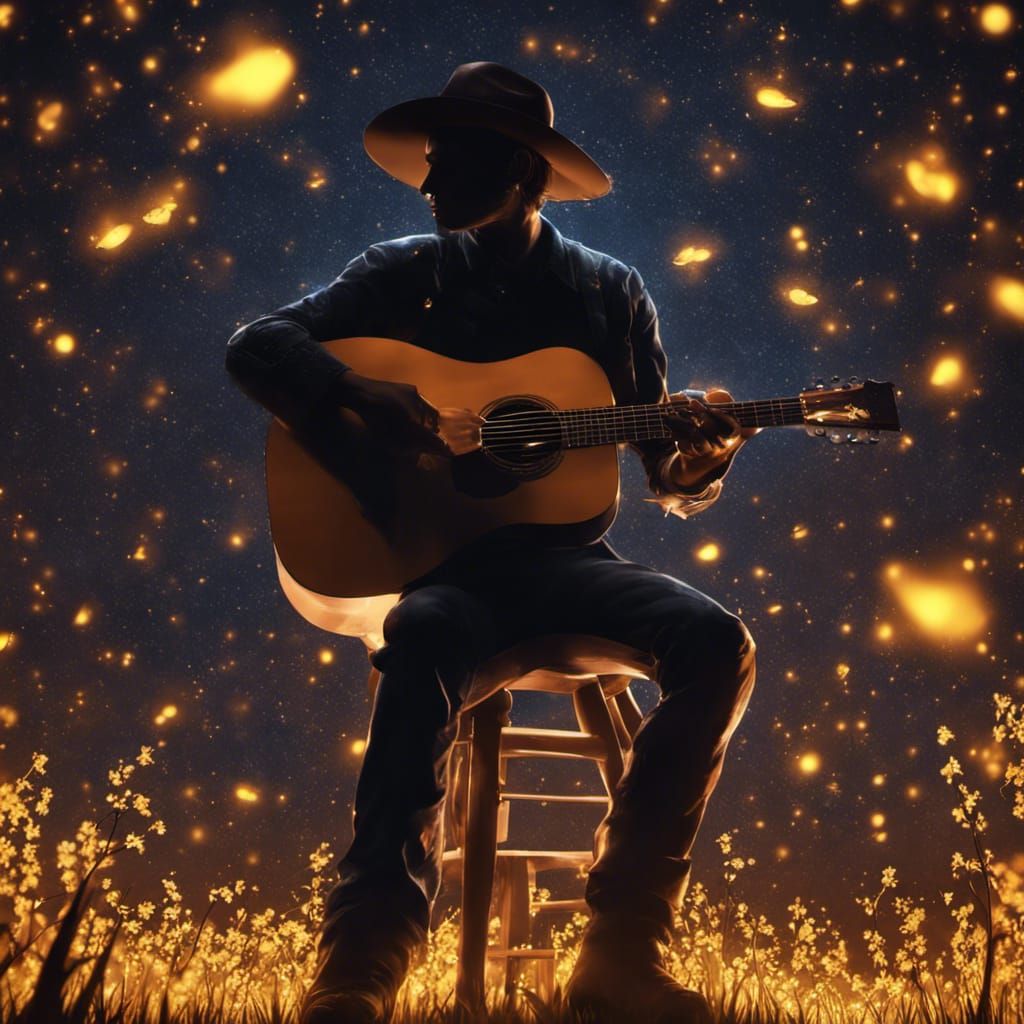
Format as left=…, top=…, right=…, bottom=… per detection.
left=3, top=0, right=1023, bottom=966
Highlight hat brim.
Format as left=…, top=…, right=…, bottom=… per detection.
left=363, top=96, right=612, bottom=202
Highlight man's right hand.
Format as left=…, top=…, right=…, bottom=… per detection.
left=334, top=370, right=451, bottom=458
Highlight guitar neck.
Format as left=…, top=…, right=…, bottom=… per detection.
left=554, top=397, right=804, bottom=448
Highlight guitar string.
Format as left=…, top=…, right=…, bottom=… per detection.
left=477, top=398, right=805, bottom=424
left=480, top=403, right=807, bottom=443
left=479, top=400, right=806, bottom=433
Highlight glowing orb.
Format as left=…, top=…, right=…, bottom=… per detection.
left=142, top=200, right=178, bottom=225
left=235, top=784, right=260, bottom=803
left=787, top=288, right=818, bottom=306
left=930, top=355, right=962, bottom=387
left=73, top=605, right=93, bottom=627
left=52, top=332, right=75, bottom=355
left=0, top=6, right=13, bottom=30
left=756, top=87, right=797, bottom=109
left=96, top=223, right=133, bottom=250
left=905, top=160, right=958, bottom=203
left=36, top=101, right=63, bottom=133
left=351, top=738, right=366, bottom=755
left=673, top=245, right=712, bottom=266
left=991, top=275, right=1024, bottom=322
left=886, top=566, right=988, bottom=641
left=695, top=542, right=720, bottom=562
left=798, top=752, right=821, bottom=775
left=208, top=47, right=295, bottom=109
left=979, top=4, right=1014, bottom=34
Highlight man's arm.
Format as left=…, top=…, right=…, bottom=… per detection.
left=224, top=246, right=386, bottom=435
left=624, top=266, right=745, bottom=520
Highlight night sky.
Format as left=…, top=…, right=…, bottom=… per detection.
left=3, top=0, right=1023, bottom=964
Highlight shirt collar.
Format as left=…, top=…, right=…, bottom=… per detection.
left=454, top=214, right=576, bottom=290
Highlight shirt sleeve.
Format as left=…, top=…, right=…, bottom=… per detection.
left=224, top=244, right=391, bottom=434
left=624, top=265, right=739, bottom=520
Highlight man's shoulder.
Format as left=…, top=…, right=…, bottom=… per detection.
left=354, top=232, right=443, bottom=273
left=557, top=231, right=634, bottom=288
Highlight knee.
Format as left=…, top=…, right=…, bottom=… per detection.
left=659, top=603, right=756, bottom=694
left=376, top=585, right=495, bottom=669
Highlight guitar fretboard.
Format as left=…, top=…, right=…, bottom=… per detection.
left=482, top=397, right=806, bottom=450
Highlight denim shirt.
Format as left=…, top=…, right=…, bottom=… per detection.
left=225, top=213, right=737, bottom=522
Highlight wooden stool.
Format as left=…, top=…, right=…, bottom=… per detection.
left=437, top=634, right=655, bottom=1011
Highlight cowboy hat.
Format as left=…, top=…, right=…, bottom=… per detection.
left=363, top=61, right=612, bottom=202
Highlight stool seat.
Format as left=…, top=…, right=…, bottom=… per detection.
left=461, top=633, right=655, bottom=712
left=364, top=630, right=654, bottom=1011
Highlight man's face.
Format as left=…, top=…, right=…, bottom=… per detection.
left=419, top=128, right=520, bottom=231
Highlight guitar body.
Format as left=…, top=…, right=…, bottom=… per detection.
left=266, top=338, right=621, bottom=642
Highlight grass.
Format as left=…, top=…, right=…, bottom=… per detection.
left=3, top=692, right=1024, bottom=1023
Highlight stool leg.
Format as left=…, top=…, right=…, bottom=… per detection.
left=500, top=857, right=532, bottom=996
left=613, top=686, right=644, bottom=740
left=572, top=681, right=626, bottom=794
left=457, top=689, right=512, bottom=1012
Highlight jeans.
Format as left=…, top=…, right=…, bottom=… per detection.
left=320, top=535, right=757, bottom=947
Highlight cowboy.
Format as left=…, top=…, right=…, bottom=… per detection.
left=225, top=62, right=758, bottom=1023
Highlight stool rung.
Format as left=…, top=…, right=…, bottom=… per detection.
left=486, top=947, right=556, bottom=960
left=502, top=791, right=609, bottom=804
left=440, top=849, right=592, bottom=871
left=531, top=898, right=589, bottom=914
left=499, top=727, right=607, bottom=760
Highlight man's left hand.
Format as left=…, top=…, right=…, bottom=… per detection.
left=663, top=388, right=761, bottom=488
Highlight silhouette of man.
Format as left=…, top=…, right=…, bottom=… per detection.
left=225, top=62, right=758, bottom=1024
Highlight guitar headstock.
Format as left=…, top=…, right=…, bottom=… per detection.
left=800, top=377, right=901, bottom=444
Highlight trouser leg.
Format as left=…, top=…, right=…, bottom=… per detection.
left=320, top=583, right=497, bottom=944
left=473, top=542, right=757, bottom=945
left=586, top=604, right=756, bottom=940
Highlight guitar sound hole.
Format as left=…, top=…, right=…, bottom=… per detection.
left=480, top=395, right=563, bottom=480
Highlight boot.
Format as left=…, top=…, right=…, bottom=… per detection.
left=298, top=905, right=427, bottom=1024
left=564, top=910, right=713, bottom=1024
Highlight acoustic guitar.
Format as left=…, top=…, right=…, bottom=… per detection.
left=264, top=337, right=900, bottom=644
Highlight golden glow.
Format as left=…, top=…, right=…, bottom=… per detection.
left=36, top=101, right=63, bottom=133
left=798, top=752, right=821, bottom=775
left=930, top=355, right=962, bottom=387
left=673, top=245, right=712, bottom=266
left=756, top=87, right=797, bottom=109
left=142, top=200, right=178, bottom=225
left=208, top=47, right=295, bottom=109
left=905, top=159, right=958, bottom=203
left=876, top=622, right=894, bottom=641
left=154, top=704, right=178, bottom=726
left=73, top=605, right=93, bottom=627
left=351, top=738, right=366, bottom=756
left=53, top=332, right=76, bottom=355
left=318, top=648, right=334, bottom=665
left=0, top=631, right=14, bottom=653
left=979, top=4, right=1014, bottom=34
left=235, top=784, right=260, bottom=803
left=96, top=223, right=133, bottom=250
left=791, top=524, right=809, bottom=540
left=0, top=6, right=13, bottom=29
left=695, top=542, right=720, bottom=562
left=871, top=812, right=885, bottom=828
left=886, top=565, right=988, bottom=641
left=787, top=288, right=818, bottom=306
left=991, top=275, right=1024, bottom=321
